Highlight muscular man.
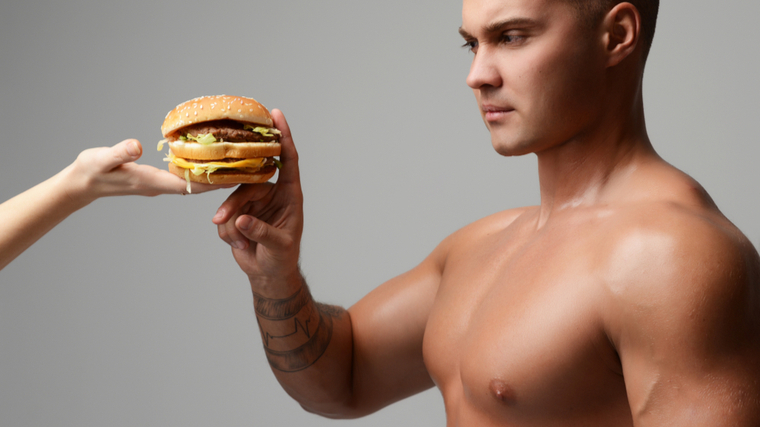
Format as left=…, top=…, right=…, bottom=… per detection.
left=214, top=0, right=760, bottom=425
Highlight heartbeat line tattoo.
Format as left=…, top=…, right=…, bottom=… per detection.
left=255, top=298, right=344, bottom=372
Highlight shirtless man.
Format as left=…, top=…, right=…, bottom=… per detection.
left=213, top=0, right=760, bottom=425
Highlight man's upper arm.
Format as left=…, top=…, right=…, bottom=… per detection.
left=344, top=235, right=449, bottom=415
left=608, top=218, right=760, bottom=426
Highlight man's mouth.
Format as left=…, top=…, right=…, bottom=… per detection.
left=481, top=104, right=515, bottom=122
left=480, top=104, right=515, bottom=122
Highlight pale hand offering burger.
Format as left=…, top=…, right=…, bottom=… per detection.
left=158, top=95, right=281, bottom=192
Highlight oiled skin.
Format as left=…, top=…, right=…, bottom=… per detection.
left=420, top=162, right=760, bottom=426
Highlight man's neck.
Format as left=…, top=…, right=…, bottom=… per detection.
left=533, top=101, right=656, bottom=228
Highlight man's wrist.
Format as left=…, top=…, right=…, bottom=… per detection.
left=248, top=269, right=304, bottom=299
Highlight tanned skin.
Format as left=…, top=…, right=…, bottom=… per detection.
left=213, top=0, right=760, bottom=425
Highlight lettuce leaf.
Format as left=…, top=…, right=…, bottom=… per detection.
left=184, top=169, right=192, bottom=194
left=243, top=125, right=282, bottom=137
left=184, top=133, right=217, bottom=145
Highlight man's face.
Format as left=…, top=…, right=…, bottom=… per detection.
left=461, top=0, right=607, bottom=156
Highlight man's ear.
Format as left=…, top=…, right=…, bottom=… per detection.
left=603, top=2, right=641, bottom=67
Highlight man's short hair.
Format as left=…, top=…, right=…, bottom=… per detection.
left=565, top=0, right=659, bottom=62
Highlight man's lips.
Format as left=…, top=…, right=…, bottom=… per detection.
left=481, top=104, right=515, bottom=122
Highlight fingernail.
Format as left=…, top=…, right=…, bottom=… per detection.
left=233, top=240, right=247, bottom=250
left=213, top=208, right=225, bottom=222
left=127, top=140, right=140, bottom=157
left=238, top=216, right=253, bottom=231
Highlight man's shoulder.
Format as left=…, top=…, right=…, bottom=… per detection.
left=599, top=184, right=760, bottom=423
left=605, top=199, right=754, bottom=268
left=604, top=199, right=756, bottom=280
left=601, top=199, right=760, bottom=331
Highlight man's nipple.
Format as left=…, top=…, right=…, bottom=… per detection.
left=489, top=379, right=516, bottom=405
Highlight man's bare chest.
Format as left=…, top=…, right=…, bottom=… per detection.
left=422, top=226, right=631, bottom=424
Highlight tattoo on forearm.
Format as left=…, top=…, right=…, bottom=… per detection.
left=262, top=305, right=334, bottom=372
left=261, top=314, right=314, bottom=348
left=254, top=287, right=345, bottom=372
left=253, top=285, right=311, bottom=320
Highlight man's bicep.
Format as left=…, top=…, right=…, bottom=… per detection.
left=346, top=249, right=444, bottom=414
left=612, top=233, right=760, bottom=426
left=621, top=345, right=760, bottom=426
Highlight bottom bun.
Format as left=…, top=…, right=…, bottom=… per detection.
left=169, top=163, right=276, bottom=184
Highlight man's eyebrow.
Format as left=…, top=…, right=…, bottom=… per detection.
left=459, top=17, right=539, bottom=39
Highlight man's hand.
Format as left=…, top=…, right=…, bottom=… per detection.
left=212, top=109, right=304, bottom=293
left=66, top=138, right=232, bottom=204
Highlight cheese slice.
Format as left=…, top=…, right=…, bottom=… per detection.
left=168, top=155, right=267, bottom=171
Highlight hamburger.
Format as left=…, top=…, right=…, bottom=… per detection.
left=158, top=95, right=281, bottom=192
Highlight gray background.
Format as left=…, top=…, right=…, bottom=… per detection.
left=1, top=0, right=758, bottom=426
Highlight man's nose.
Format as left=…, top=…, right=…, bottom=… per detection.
left=466, top=48, right=503, bottom=89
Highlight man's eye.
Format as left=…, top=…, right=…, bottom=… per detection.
left=461, top=40, right=478, bottom=53
left=500, top=34, right=523, bottom=44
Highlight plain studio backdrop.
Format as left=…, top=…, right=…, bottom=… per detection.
left=1, top=0, right=758, bottom=426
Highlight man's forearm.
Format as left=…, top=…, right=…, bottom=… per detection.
left=255, top=285, right=337, bottom=372
left=252, top=279, right=356, bottom=416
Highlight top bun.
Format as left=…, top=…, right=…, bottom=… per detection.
left=161, top=95, right=273, bottom=137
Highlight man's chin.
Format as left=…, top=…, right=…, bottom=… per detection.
left=490, top=138, right=536, bottom=157
left=485, top=121, right=537, bottom=157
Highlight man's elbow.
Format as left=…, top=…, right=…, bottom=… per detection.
left=298, top=397, right=371, bottom=420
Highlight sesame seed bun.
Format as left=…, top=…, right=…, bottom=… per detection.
left=161, top=94, right=273, bottom=138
